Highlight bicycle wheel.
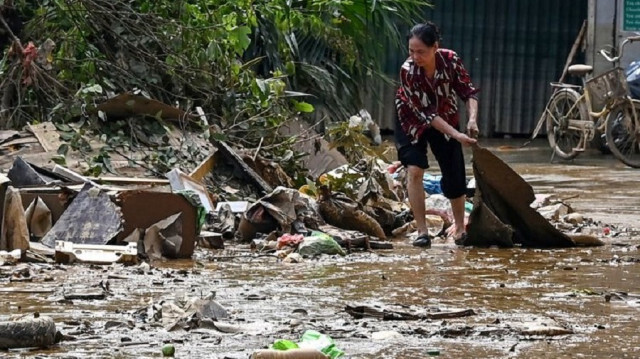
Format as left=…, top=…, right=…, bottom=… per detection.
left=545, top=89, right=588, bottom=160
left=605, top=100, right=640, bottom=168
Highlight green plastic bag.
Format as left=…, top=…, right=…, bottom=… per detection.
left=269, top=330, right=344, bottom=358
left=298, top=231, right=346, bottom=256
left=271, top=339, right=299, bottom=350
left=298, top=330, right=344, bottom=359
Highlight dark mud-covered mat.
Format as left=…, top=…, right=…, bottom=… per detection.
left=466, top=146, right=576, bottom=248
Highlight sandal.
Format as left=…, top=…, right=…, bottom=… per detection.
left=412, top=233, right=432, bottom=248
left=454, top=232, right=468, bottom=246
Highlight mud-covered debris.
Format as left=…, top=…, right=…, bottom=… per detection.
left=468, top=146, right=577, bottom=248
left=564, top=212, right=584, bottom=225
left=166, top=168, right=215, bottom=213
left=0, top=249, right=21, bottom=265
left=7, top=157, right=64, bottom=187
left=317, top=185, right=386, bottom=240
left=0, top=315, right=59, bottom=349
left=54, top=241, right=138, bottom=264
left=63, top=288, right=107, bottom=300
left=538, top=203, right=571, bottom=221
left=2, top=187, right=29, bottom=252
left=198, top=231, right=224, bottom=250
left=24, top=196, right=52, bottom=239
left=298, top=231, right=346, bottom=257
left=238, top=187, right=323, bottom=242
left=41, top=184, right=122, bottom=248
left=345, top=304, right=475, bottom=321
left=143, top=213, right=183, bottom=260
left=117, top=191, right=198, bottom=258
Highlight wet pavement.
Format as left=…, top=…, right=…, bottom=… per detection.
left=1, top=138, right=639, bottom=358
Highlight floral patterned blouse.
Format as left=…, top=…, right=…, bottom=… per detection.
left=395, top=49, right=479, bottom=144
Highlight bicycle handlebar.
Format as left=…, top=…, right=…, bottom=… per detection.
left=599, top=35, right=640, bottom=63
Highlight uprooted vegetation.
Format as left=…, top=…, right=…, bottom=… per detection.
left=0, top=0, right=430, bottom=182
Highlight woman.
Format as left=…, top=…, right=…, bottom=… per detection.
left=395, top=22, right=479, bottom=248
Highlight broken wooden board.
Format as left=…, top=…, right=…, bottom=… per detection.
left=214, top=140, right=273, bottom=195
left=189, top=153, right=217, bottom=182
left=468, top=146, right=576, bottom=248
left=40, top=184, right=123, bottom=248
left=27, top=122, right=64, bottom=153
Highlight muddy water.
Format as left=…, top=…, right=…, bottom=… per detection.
left=1, top=139, right=639, bottom=358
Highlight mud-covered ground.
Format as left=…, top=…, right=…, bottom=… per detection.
left=1, top=139, right=639, bottom=358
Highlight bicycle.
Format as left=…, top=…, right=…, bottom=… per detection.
left=531, top=35, right=640, bottom=168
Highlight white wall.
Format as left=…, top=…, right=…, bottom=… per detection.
left=588, top=0, right=640, bottom=73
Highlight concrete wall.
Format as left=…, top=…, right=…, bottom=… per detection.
left=588, top=0, right=640, bottom=73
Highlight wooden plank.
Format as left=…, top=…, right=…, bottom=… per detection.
left=559, top=20, right=588, bottom=84
left=87, top=176, right=170, bottom=185
left=26, top=122, right=63, bottom=153
left=189, top=153, right=217, bottom=182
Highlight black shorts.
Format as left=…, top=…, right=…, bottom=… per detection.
left=397, top=127, right=467, bottom=199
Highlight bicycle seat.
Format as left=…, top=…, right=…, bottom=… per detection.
left=568, top=64, right=593, bottom=77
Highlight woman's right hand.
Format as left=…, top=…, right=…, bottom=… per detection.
left=455, top=132, right=477, bottom=146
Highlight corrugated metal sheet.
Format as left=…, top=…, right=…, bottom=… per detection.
left=367, top=0, right=588, bottom=136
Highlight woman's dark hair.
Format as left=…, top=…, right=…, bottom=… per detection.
left=408, top=22, right=441, bottom=47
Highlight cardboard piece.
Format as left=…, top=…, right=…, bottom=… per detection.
left=116, top=191, right=197, bottom=258
left=143, top=212, right=183, bottom=260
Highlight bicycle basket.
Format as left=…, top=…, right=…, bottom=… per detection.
left=585, top=67, right=629, bottom=112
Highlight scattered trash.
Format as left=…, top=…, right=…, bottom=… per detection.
left=423, top=174, right=442, bottom=195
left=166, top=168, right=215, bottom=213
left=0, top=249, right=21, bottom=265
left=215, top=201, right=250, bottom=214
left=238, top=187, right=323, bottom=242
left=251, top=348, right=329, bottom=359
left=54, top=241, right=138, bottom=264
left=265, top=330, right=344, bottom=359
left=143, top=213, right=184, bottom=260
left=298, top=231, right=346, bottom=257
left=277, top=233, right=304, bottom=249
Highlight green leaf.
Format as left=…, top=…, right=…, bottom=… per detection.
left=57, top=143, right=69, bottom=156
left=81, top=84, right=103, bottom=94
left=51, top=155, right=67, bottom=166
left=210, top=132, right=227, bottom=141
left=230, top=26, right=252, bottom=55
left=293, top=100, right=314, bottom=113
